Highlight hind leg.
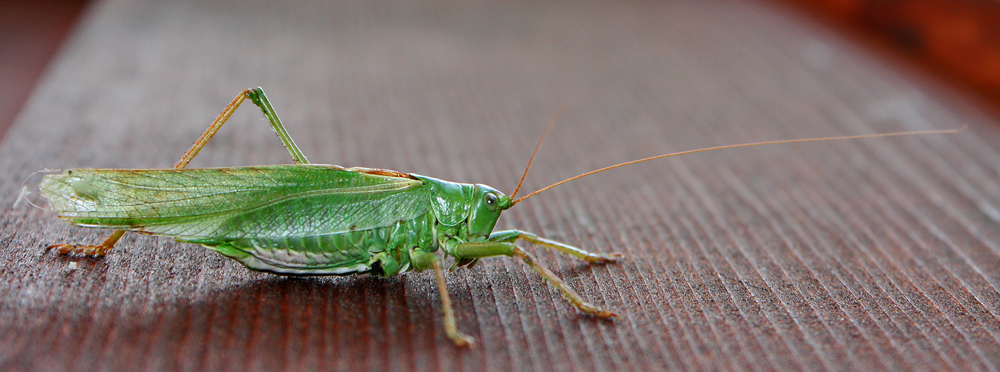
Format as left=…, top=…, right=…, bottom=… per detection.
left=48, top=230, right=124, bottom=256
left=50, top=87, right=307, bottom=256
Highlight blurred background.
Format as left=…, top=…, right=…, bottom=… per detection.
left=3, top=0, right=999, bottom=142
left=786, top=0, right=1000, bottom=107
left=0, top=0, right=88, bottom=140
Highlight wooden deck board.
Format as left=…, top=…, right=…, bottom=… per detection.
left=2, top=0, right=999, bottom=371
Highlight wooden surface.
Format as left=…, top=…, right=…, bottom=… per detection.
left=2, top=0, right=1000, bottom=371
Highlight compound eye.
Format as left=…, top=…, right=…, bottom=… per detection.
left=484, top=193, right=498, bottom=210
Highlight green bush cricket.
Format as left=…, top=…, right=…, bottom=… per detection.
left=38, top=87, right=962, bottom=347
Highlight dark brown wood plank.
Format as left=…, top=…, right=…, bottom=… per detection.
left=2, top=0, right=1000, bottom=371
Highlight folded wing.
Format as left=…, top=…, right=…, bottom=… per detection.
left=40, top=165, right=430, bottom=240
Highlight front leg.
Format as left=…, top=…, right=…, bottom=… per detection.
left=487, top=230, right=623, bottom=263
left=453, top=233, right=618, bottom=319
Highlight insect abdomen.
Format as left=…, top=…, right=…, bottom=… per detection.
left=191, top=212, right=438, bottom=276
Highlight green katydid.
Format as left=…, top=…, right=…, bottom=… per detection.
left=38, top=87, right=962, bottom=347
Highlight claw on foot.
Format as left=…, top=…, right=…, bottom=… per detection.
left=450, top=333, right=476, bottom=348
left=584, top=252, right=624, bottom=264
left=45, top=231, right=123, bottom=257
left=578, top=302, right=619, bottom=319
left=594, top=309, right=618, bottom=319
left=46, top=243, right=111, bottom=256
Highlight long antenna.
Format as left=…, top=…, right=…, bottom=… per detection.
left=511, top=105, right=567, bottom=199
left=510, top=126, right=966, bottom=206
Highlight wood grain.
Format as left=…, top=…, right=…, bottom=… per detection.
left=2, top=0, right=1000, bottom=371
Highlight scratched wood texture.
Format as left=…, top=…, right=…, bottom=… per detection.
left=3, top=0, right=1000, bottom=371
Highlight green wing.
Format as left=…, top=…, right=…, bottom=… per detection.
left=40, top=165, right=430, bottom=240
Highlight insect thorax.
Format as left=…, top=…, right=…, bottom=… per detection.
left=418, top=176, right=507, bottom=245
